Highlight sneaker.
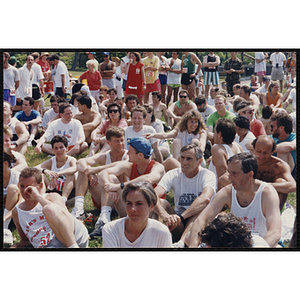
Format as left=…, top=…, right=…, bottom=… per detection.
left=89, top=220, right=106, bottom=240
left=71, top=208, right=86, bottom=221
left=31, top=139, right=37, bottom=147
left=27, top=140, right=32, bottom=147
left=4, top=229, right=13, bottom=245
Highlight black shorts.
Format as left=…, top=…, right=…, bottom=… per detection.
left=32, top=84, right=41, bottom=100
left=181, top=73, right=194, bottom=86
left=55, top=87, right=66, bottom=98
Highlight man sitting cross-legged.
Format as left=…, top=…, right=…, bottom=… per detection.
left=89, top=137, right=165, bottom=239
left=153, top=144, right=216, bottom=247
left=73, top=127, right=129, bottom=219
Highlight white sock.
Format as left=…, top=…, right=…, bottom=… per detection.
left=62, top=196, right=67, bottom=203
left=98, top=206, right=112, bottom=224
left=74, top=196, right=84, bottom=212
left=3, top=208, right=11, bottom=230
left=29, top=134, right=35, bottom=141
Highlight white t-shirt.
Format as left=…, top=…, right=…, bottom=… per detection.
left=43, top=118, right=85, bottom=146
left=166, top=58, right=182, bottom=85
left=254, top=52, right=266, bottom=73
left=270, top=52, right=286, bottom=67
left=29, top=63, right=44, bottom=86
left=234, top=130, right=256, bottom=153
left=53, top=61, right=70, bottom=88
left=197, top=105, right=216, bottom=124
left=16, top=65, right=33, bottom=99
left=288, top=88, right=296, bottom=111
left=41, top=108, right=59, bottom=129
left=3, top=65, right=20, bottom=89
left=102, top=217, right=172, bottom=248
left=158, top=167, right=216, bottom=214
left=176, top=130, right=200, bottom=147
left=124, top=126, right=158, bottom=149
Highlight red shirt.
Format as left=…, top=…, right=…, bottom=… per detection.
left=126, top=62, right=144, bottom=95
left=37, top=59, right=50, bottom=72
left=251, top=119, right=266, bottom=137
left=79, top=70, right=102, bottom=91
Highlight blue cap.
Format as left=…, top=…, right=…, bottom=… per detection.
left=128, top=137, right=153, bottom=157
left=103, top=52, right=109, bottom=56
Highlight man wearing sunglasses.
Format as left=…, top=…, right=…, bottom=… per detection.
left=98, top=52, right=116, bottom=89
left=166, top=89, right=196, bottom=128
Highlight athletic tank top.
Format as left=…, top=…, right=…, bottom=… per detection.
left=182, top=53, right=195, bottom=74
left=105, top=149, right=128, bottom=165
left=231, top=182, right=268, bottom=238
left=204, top=55, right=218, bottom=72
left=266, top=92, right=281, bottom=107
left=130, top=160, right=157, bottom=188
left=3, top=169, right=20, bottom=196
left=51, top=156, right=72, bottom=192
left=16, top=201, right=54, bottom=248
left=208, top=144, right=241, bottom=187
left=8, top=117, right=18, bottom=135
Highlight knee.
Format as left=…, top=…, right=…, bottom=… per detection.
left=43, top=203, right=59, bottom=221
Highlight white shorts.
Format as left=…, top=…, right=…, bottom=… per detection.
left=204, top=71, right=219, bottom=86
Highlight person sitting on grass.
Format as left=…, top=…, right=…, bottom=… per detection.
left=89, top=137, right=165, bottom=239
left=3, top=150, right=22, bottom=233
left=74, top=127, right=129, bottom=220
left=73, top=94, right=101, bottom=145
left=102, top=181, right=172, bottom=248
left=11, top=167, right=89, bottom=248
left=144, top=110, right=207, bottom=161
left=89, top=102, right=128, bottom=157
left=153, top=144, right=216, bottom=248
left=34, top=102, right=88, bottom=156
left=35, top=135, right=77, bottom=206
left=3, top=101, right=29, bottom=155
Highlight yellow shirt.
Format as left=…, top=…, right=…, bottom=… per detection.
left=143, top=56, right=159, bottom=84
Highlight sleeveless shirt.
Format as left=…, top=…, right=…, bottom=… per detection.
left=16, top=201, right=54, bottom=248
left=231, top=182, right=268, bottom=238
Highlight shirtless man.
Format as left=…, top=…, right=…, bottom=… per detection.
left=89, top=137, right=165, bottom=239
left=187, top=153, right=281, bottom=248
left=73, top=95, right=101, bottom=144
left=123, top=94, right=138, bottom=126
left=73, top=127, right=129, bottom=219
left=3, top=101, right=29, bottom=155
left=98, top=52, right=116, bottom=89
left=167, top=89, right=197, bottom=128
left=150, top=91, right=168, bottom=122
left=181, top=52, right=202, bottom=101
left=209, top=118, right=243, bottom=191
left=252, top=135, right=296, bottom=211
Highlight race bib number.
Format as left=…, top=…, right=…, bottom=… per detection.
left=38, top=232, right=51, bottom=247
left=146, top=71, right=154, bottom=77
left=182, top=67, right=188, bottom=74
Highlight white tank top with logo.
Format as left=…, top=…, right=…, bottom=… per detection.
left=231, top=181, right=268, bottom=238
left=16, top=201, right=54, bottom=248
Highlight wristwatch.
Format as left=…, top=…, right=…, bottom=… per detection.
left=120, top=182, right=125, bottom=189
left=12, top=141, right=18, bottom=147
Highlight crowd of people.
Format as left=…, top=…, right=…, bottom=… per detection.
left=3, top=50, right=297, bottom=249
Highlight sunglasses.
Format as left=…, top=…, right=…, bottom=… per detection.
left=109, top=109, right=119, bottom=114
left=179, top=95, right=187, bottom=98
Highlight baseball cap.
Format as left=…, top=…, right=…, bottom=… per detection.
left=103, top=52, right=109, bottom=56
left=128, top=137, right=153, bottom=157
left=86, top=52, right=96, bottom=55
left=9, top=56, right=18, bottom=64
